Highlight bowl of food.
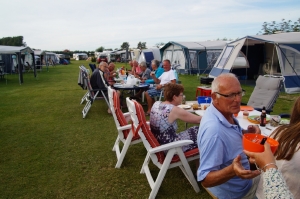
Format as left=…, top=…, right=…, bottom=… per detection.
left=247, top=115, right=270, bottom=124
left=243, top=133, right=279, bottom=154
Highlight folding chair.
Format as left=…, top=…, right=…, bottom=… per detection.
left=247, top=75, right=284, bottom=113
left=79, top=66, right=89, bottom=104
left=80, top=67, right=110, bottom=118
left=108, top=87, right=143, bottom=168
left=126, top=98, right=200, bottom=199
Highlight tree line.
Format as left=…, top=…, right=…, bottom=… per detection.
left=0, top=36, right=25, bottom=46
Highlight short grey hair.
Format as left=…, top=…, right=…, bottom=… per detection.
left=139, top=61, right=147, bottom=68
left=211, top=73, right=238, bottom=98
left=151, top=59, right=160, bottom=67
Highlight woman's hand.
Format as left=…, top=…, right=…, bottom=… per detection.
left=244, top=143, right=276, bottom=171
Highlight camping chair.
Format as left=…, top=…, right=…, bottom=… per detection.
left=24, top=62, right=34, bottom=72
left=108, top=86, right=143, bottom=168
left=89, top=63, right=96, bottom=72
left=126, top=97, right=200, bottom=199
left=247, top=75, right=284, bottom=114
left=81, top=67, right=110, bottom=118
left=79, top=66, right=90, bottom=104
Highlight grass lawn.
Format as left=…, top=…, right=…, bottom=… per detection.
left=0, top=60, right=298, bottom=198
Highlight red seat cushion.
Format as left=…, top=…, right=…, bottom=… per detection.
left=113, top=91, right=139, bottom=140
left=133, top=100, right=199, bottom=164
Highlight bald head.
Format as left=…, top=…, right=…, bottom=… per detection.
left=99, top=61, right=108, bottom=71
left=211, top=73, right=239, bottom=94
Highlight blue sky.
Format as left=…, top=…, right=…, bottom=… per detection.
left=0, top=0, right=299, bottom=51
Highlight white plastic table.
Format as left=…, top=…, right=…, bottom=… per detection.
left=195, top=110, right=277, bottom=137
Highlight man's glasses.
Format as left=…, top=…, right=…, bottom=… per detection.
left=215, top=91, right=245, bottom=99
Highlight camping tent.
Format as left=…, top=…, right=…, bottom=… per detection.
left=209, top=32, right=300, bottom=94
left=138, top=48, right=161, bottom=67
left=160, top=41, right=228, bottom=74
left=0, top=45, right=36, bottom=84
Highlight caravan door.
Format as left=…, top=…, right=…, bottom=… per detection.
left=209, top=38, right=246, bottom=77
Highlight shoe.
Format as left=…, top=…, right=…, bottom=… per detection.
left=145, top=112, right=150, bottom=116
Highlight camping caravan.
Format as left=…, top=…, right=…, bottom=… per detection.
left=160, top=41, right=227, bottom=74
left=74, top=53, right=88, bottom=60
left=138, top=48, right=161, bottom=67
left=209, top=32, right=300, bottom=94
left=115, top=50, right=131, bottom=62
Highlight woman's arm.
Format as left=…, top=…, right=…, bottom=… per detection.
left=169, top=107, right=201, bottom=124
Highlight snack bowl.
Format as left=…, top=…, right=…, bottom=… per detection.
left=243, top=133, right=279, bottom=154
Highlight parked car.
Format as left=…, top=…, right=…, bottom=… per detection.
left=97, top=53, right=108, bottom=63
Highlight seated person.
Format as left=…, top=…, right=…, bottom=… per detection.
left=150, top=84, right=202, bottom=152
left=197, top=73, right=261, bottom=199
left=144, top=59, right=176, bottom=115
left=90, top=62, right=109, bottom=96
left=107, top=62, right=117, bottom=85
left=135, top=61, right=151, bottom=81
left=90, top=62, right=113, bottom=113
left=133, top=60, right=142, bottom=76
left=144, top=59, right=164, bottom=84
left=255, top=96, right=300, bottom=198
left=133, top=61, right=151, bottom=100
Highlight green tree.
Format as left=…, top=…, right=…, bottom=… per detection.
left=137, top=41, right=147, bottom=49
left=120, top=42, right=130, bottom=50
left=95, top=46, right=104, bottom=52
left=0, top=36, right=24, bottom=46
left=258, top=18, right=300, bottom=35
left=155, top=42, right=165, bottom=48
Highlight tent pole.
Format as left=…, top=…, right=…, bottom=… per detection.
left=17, top=52, right=23, bottom=84
left=32, top=53, right=36, bottom=78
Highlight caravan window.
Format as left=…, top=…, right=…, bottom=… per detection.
left=216, top=46, right=234, bottom=69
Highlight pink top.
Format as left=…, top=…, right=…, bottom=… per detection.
left=135, top=66, right=142, bottom=75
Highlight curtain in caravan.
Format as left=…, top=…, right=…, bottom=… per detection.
left=163, top=50, right=172, bottom=61
left=277, top=44, right=300, bottom=93
left=210, top=38, right=246, bottom=77
left=173, top=50, right=185, bottom=70
left=189, top=51, right=197, bottom=69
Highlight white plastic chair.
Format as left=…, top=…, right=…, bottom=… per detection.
left=126, top=97, right=200, bottom=199
left=108, top=87, right=142, bottom=168
left=80, top=66, right=110, bottom=118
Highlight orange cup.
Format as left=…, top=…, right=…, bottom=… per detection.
left=243, top=133, right=279, bottom=154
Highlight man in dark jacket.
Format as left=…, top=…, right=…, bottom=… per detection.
left=90, top=61, right=109, bottom=92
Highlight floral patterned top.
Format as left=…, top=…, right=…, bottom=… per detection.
left=263, top=168, right=294, bottom=199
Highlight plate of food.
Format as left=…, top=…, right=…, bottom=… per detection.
left=280, top=118, right=290, bottom=125
left=177, top=105, right=191, bottom=109
left=247, top=115, right=270, bottom=124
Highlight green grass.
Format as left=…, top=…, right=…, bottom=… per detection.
left=0, top=60, right=297, bottom=198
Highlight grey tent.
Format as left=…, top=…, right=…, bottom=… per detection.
left=160, top=41, right=227, bottom=74
left=210, top=32, right=300, bottom=94
left=0, top=45, right=36, bottom=84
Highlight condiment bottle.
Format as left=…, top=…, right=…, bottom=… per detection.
left=260, top=106, right=266, bottom=127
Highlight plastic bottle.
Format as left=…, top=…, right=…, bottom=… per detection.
left=260, top=106, right=266, bottom=127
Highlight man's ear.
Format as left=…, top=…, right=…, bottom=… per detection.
left=211, top=92, right=218, bottom=104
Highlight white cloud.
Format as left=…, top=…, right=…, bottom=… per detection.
left=0, top=0, right=299, bottom=50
